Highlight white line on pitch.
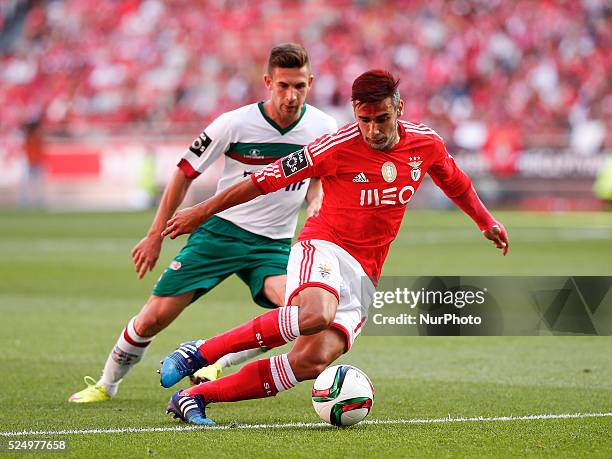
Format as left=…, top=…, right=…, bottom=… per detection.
left=1, top=412, right=610, bottom=437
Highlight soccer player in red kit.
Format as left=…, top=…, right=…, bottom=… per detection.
left=159, top=70, right=509, bottom=424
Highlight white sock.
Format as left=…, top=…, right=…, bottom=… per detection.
left=98, top=317, right=154, bottom=396
left=269, top=353, right=299, bottom=393
left=217, top=348, right=266, bottom=370
left=278, top=305, right=301, bottom=343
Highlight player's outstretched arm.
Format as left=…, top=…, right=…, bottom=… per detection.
left=450, top=184, right=509, bottom=256
left=428, top=139, right=508, bottom=255
left=162, top=178, right=262, bottom=239
left=132, top=168, right=194, bottom=278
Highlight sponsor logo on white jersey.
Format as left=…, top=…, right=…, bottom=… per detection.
left=352, top=172, right=369, bottom=183
left=359, top=185, right=415, bottom=206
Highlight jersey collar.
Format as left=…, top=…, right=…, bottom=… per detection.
left=258, top=101, right=307, bottom=135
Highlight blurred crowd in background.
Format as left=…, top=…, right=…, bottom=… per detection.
left=0, top=0, right=610, bottom=157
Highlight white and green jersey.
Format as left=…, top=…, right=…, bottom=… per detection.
left=178, top=102, right=337, bottom=239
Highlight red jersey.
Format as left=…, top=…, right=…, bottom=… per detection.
left=251, top=121, right=471, bottom=281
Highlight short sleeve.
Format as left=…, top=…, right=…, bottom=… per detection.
left=178, top=112, right=233, bottom=179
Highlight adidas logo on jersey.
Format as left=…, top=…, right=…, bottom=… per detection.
left=353, top=172, right=369, bottom=183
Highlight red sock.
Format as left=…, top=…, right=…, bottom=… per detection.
left=198, top=306, right=299, bottom=364
left=187, top=355, right=298, bottom=403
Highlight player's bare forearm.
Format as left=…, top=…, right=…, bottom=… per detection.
left=162, top=178, right=262, bottom=239
left=305, top=177, right=323, bottom=217
left=148, top=169, right=193, bottom=237
left=450, top=184, right=509, bottom=255
left=131, top=168, right=193, bottom=278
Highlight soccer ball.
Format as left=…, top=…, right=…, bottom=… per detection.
left=311, top=365, right=374, bottom=426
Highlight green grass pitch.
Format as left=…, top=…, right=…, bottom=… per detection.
left=0, top=210, right=611, bottom=457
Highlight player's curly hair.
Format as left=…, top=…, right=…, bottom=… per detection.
left=351, top=70, right=400, bottom=107
left=267, top=43, right=311, bottom=73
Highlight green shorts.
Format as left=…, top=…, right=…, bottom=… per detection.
left=153, top=216, right=291, bottom=308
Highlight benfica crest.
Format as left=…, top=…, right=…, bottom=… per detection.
left=408, top=157, right=423, bottom=182
left=317, top=264, right=332, bottom=279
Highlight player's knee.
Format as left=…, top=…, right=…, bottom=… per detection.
left=299, top=303, right=336, bottom=334
left=262, top=275, right=286, bottom=308
left=317, top=305, right=336, bottom=329
left=294, top=289, right=338, bottom=334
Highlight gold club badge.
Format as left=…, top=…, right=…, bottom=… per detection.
left=381, top=161, right=397, bottom=183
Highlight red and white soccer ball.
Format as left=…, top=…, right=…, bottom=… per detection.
left=311, top=365, right=374, bottom=427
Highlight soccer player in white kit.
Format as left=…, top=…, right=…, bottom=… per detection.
left=159, top=70, right=509, bottom=425
left=68, top=44, right=337, bottom=403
